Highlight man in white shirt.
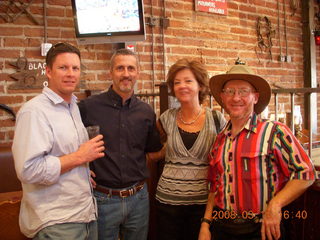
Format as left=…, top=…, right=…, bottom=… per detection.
left=12, top=42, right=105, bottom=239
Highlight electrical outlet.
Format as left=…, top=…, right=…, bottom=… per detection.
left=278, top=55, right=286, bottom=62
left=286, top=55, right=292, bottom=62
left=41, top=43, right=52, bottom=56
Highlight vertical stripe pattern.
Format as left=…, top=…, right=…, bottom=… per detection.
left=208, top=113, right=316, bottom=214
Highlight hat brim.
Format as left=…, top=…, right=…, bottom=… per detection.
left=209, top=73, right=271, bottom=114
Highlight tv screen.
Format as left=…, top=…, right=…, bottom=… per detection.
left=71, top=0, right=146, bottom=45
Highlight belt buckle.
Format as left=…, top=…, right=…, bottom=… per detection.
left=119, top=188, right=135, bottom=198
left=128, top=188, right=135, bottom=196
left=137, top=183, right=144, bottom=191
left=119, top=189, right=127, bottom=198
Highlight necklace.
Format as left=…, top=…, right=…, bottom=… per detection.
left=178, top=108, right=202, bottom=125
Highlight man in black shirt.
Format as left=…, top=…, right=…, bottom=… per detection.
left=79, top=48, right=162, bottom=240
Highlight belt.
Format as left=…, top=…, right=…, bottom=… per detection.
left=212, top=207, right=262, bottom=224
left=95, top=180, right=145, bottom=198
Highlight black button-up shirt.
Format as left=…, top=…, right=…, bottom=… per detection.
left=78, top=87, right=162, bottom=188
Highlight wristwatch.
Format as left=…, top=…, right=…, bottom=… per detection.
left=201, top=217, right=212, bottom=225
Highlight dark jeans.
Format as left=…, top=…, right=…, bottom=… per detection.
left=156, top=201, right=206, bottom=240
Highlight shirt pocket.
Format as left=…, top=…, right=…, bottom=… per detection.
left=128, top=119, right=149, bottom=149
left=239, top=150, right=267, bottom=182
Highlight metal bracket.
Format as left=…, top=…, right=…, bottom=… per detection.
left=0, top=0, right=40, bottom=25
left=145, top=16, right=157, bottom=27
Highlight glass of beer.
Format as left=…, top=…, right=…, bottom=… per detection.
left=86, top=125, right=100, bottom=139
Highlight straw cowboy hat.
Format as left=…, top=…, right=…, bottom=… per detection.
left=209, top=65, right=271, bottom=114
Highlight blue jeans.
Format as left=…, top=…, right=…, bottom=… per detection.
left=33, top=221, right=97, bottom=240
left=94, top=183, right=149, bottom=240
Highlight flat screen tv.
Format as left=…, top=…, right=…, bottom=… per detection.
left=71, top=0, right=146, bottom=45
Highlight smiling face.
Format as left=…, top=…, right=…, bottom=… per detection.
left=110, top=55, right=139, bottom=99
left=220, top=80, right=259, bottom=121
left=173, top=68, right=201, bottom=104
left=46, top=52, right=81, bottom=103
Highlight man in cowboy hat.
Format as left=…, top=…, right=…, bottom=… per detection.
left=198, top=64, right=316, bottom=240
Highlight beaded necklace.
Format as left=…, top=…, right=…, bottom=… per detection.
left=178, top=108, right=202, bottom=125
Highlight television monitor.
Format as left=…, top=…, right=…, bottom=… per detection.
left=71, top=0, right=146, bottom=45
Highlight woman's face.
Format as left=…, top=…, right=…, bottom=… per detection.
left=173, top=68, right=201, bottom=104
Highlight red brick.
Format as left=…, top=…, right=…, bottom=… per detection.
left=48, top=0, right=70, bottom=6
left=1, top=119, right=15, bottom=128
left=47, top=7, right=66, bottom=17
left=61, top=29, right=76, bottom=39
left=96, top=74, right=108, bottom=81
left=4, top=38, right=28, bottom=47
left=13, top=15, right=42, bottom=25
left=0, top=96, right=24, bottom=104
left=0, top=50, right=20, bottom=59
left=0, top=26, right=23, bottom=36
left=47, top=29, right=61, bottom=38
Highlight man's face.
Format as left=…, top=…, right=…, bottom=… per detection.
left=110, top=55, right=139, bottom=96
left=46, top=52, right=80, bottom=102
left=220, top=80, right=259, bottom=120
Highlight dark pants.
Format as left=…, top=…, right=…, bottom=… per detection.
left=156, top=201, right=206, bottom=240
left=211, top=218, right=287, bottom=240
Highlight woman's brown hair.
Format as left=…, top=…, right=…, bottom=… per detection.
left=166, top=58, right=209, bottom=104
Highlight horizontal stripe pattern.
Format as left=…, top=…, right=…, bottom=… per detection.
left=156, top=108, right=222, bottom=205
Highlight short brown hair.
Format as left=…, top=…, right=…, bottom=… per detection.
left=166, top=59, right=209, bottom=104
left=110, top=48, right=140, bottom=71
left=46, top=42, right=81, bottom=68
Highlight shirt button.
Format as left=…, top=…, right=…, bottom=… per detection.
left=121, top=154, right=125, bottom=158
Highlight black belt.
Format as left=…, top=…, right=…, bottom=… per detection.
left=212, top=206, right=262, bottom=224
left=95, top=180, right=145, bottom=198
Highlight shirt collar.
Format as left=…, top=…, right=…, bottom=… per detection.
left=223, top=112, right=259, bottom=136
left=106, top=85, right=136, bottom=108
left=42, top=87, right=77, bottom=105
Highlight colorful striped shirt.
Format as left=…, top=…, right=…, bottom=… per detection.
left=208, top=113, right=316, bottom=214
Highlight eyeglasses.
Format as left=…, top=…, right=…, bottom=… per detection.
left=222, top=88, right=255, bottom=97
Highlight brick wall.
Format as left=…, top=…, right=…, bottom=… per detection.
left=0, top=0, right=319, bottom=146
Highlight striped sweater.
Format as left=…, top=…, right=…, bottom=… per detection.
left=156, top=107, right=225, bottom=205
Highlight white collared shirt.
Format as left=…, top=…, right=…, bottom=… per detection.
left=12, top=87, right=96, bottom=238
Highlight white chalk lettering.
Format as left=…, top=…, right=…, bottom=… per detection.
left=209, top=8, right=225, bottom=14
left=28, top=62, right=46, bottom=75
left=198, top=1, right=216, bottom=7
left=28, top=62, right=46, bottom=71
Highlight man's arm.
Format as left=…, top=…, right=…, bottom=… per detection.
left=198, top=191, right=215, bottom=240
left=262, top=122, right=317, bottom=240
left=261, top=179, right=314, bottom=240
left=13, top=109, right=105, bottom=185
left=60, top=134, right=105, bottom=174
left=146, top=120, right=166, bottom=162
left=145, top=115, right=163, bottom=153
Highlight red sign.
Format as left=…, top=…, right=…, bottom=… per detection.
left=195, top=0, right=227, bottom=15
